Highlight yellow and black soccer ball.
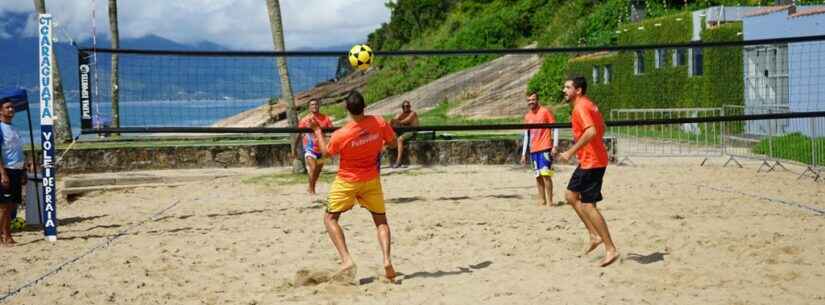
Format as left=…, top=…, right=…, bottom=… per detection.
left=348, top=44, right=373, bottom=70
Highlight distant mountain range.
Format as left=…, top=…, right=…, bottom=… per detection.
left=1, top=11, right=354, bottom=102
left=1, top=11, right=362, bottom=136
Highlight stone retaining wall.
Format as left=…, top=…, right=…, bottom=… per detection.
left=45, top=138, right=615, bottom=174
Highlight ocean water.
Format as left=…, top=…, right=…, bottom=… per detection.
left=13, top=98, right=272, bottom=144
left=7, top=54, right=343, bottom=144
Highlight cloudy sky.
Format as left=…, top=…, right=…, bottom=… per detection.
left=0, top=0, right=391, bottom=50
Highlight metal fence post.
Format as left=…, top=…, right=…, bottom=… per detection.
left=799, top=116, right=821, bottom=181
left=759, top=108, right=777, bottom=173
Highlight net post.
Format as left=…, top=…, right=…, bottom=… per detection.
left=38, top=14, right=58, bottom=242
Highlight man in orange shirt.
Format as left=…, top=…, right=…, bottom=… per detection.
left=557, top=76, right=619, bottom=267
left=297, top=99, right=333, bottom=195
left=307, top=91, right=398, bottom=282
left=520, top=91, right=559, bottom=206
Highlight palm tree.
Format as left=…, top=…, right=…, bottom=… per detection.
left=265, top=0, right=303, bottom=173
left=33, top=0, right=73, bottom=144
left=108, top=0, right=120, bottom=136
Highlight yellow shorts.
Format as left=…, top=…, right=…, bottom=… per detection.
left=327, top=177, right=385, bottom=214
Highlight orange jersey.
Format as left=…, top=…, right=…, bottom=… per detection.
left=524, top=106, right=556, bottom=153
left=327, top=116, right=396, bottom=182
left=299, top=113, right=333, bottom=153
left=571, top=96, right=608, bottom=169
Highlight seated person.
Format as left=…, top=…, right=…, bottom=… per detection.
left=390, top=100, right=418, bottom=168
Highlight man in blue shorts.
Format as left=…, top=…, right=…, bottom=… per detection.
left=521, top=91, right=559, bottom=206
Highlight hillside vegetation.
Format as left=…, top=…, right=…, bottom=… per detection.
left=360, top=0, right=811, bottom=116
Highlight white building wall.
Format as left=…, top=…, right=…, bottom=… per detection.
left=743, top=6, right=825, bottom=137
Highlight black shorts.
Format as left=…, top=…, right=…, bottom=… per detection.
left=567, top=167, right=606, bottom=204
left=0, top=169, right=24, bottom=205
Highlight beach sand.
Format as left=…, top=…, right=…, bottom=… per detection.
left=2, top=159, right=824, bottom=305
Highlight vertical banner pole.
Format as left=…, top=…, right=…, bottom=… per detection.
left=38, top=14, right=58, bottom=242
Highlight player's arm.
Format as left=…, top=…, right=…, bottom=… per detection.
left=386, top=137, right=398, bottom=149
left=376, top=119, right=398, bottom=149
left=521, top=131, right=529, bottom=156
left=308, top=119, right=333, bottom=159
left=391, top=113, right=402, bottom=126
left=0, top=161, right=7, bottom=187
left=313, top=130, right=332, bottom=159
left=292, top=133, right=303, bottom=155
left=0, top=141, right=8, bottom=187
left=520, top=130, right=529, bottom=165
left=552, top=129, right=559, bottom=154
left=399, top=112, right=417, bottom=125
left=385, top=125, right=398, bottom=149
left=295, top=119, right=307, bottom=155
left=562, top=126, right=596, bottom=159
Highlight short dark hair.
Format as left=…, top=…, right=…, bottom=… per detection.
left=345, top=90, right=365, bottom=115
left=526, top=91, right=538, bottom=98
left=567, top=76, right=587, bottom=95
left=0, top=98, right=12, bottom=106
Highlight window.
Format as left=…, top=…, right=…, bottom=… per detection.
left=689, top=47, right=703, bottom=76
left=673, top=48, right=687, bottom=66
left=634, top=51, right=645, bottom=75
left=592, top=66, right=600, bottom=83
left=603, top=65, right=612, bottom=84
left=655, top=49, right=666, bottom=69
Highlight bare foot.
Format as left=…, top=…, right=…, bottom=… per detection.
left=537, top=201, right=547, bottom=206
left=384, top=264, right=397, bottom=282
left=1, top=237, right=14, bottom=247
left=585, top=238, right=602, bottom=255
left=331, top=263, right=357, bottom=284
left=599, top=251, right=619, bottom=267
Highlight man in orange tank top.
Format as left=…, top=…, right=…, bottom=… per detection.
left=520, top=91, right=559, bottom=206
left=558, top=76, right=619, bottom=267
left=297, top=99, right=333, bottom=195
left=307, top=91, right=398, bottom=282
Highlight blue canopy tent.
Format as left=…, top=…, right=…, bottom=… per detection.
left=0, top=88, right=40, bottom=224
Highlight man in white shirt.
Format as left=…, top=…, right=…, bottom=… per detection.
left=0, top=98, right=26, bottom=247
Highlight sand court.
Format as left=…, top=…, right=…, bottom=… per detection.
left=1, top=159, right=824, bottom=305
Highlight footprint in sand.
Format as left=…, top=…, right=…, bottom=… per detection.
left=294, top=266, right=357, bottom=287
left=330, top=265, right=358, bottom=284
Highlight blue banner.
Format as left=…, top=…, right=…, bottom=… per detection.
left=38, top=14, right=57, bottom=241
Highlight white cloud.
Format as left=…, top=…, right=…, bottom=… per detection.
left=0, top=19, right=11, bottom=39
left=0, top=0, right=390, bottom=50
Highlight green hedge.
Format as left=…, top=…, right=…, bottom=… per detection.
left=565, top=13, right=744, bottom=114
left=702, top=22, right=744, bottom=107
left=753, top=133, right=825, bottom=166
left=362, top=0, right=759, bottom=115
left=527, top=0, right=620, bottom=106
